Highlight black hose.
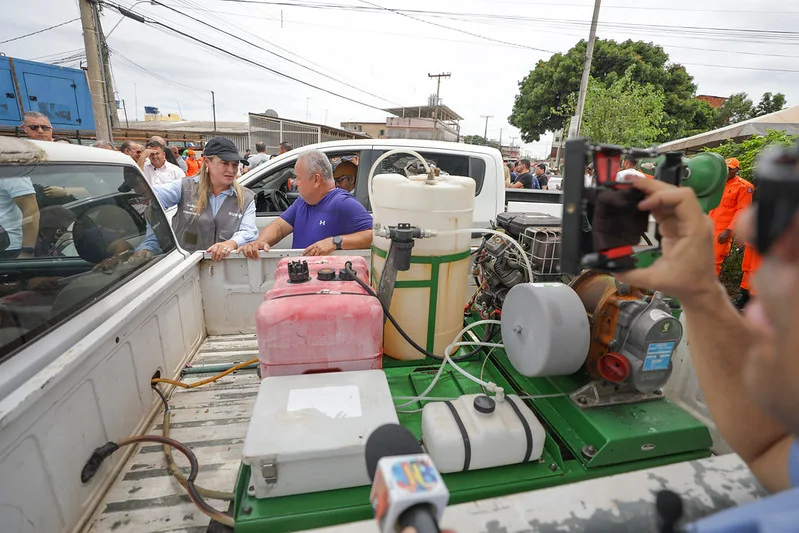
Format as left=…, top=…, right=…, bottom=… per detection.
left=346, top=263, right=493, bottom=362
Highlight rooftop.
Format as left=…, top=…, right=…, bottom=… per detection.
left=385, top=105, right=463, bottom=122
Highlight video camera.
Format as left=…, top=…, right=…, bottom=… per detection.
left=753, top=143, right=799, bottom=255
left=560, top=138, right=688, bottom=275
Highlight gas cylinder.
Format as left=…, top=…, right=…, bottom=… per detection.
left=371, top=166, right=475, bottom=360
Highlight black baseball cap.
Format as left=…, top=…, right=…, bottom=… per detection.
left=203, top=137, right=249, bottom=165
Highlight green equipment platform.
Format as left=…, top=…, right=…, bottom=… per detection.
left=232, top=325, right=712, bottom=533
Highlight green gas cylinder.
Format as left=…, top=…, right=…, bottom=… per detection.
left=653, top=152, right=727, bottom=214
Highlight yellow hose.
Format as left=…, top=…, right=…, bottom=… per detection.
left=152, top=358, right=259, bottom=389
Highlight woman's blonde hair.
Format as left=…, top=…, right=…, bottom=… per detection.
left=193, top=155, right=246, bottom=216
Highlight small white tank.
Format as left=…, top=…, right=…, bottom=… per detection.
left=421, top=394, right=546, bottom=473
left=371, top=171, right=475, bottom=360
left=500, top=283, right=591, bottom=377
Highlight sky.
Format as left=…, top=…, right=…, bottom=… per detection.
left=3, top=0, right=799, bottom=158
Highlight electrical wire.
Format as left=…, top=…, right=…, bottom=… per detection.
left=0, top=18, right=80, bottom=45
left=354, top=0, right=555, bottom=54
left=149, top=0, right=402, bottom=106
left=151, top=358, right=258, bottom=388
left=101, top=0, right=393, bottom=113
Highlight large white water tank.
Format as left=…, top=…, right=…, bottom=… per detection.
left=371, top=171, right=475, bottom=360
left=500, top=282, right=591, bottom=376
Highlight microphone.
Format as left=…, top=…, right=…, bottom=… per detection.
left=365, top=424, right=449, bottom=533
left=656, top=490, right=684, bottom=533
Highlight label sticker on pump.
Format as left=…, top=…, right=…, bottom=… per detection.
left=643, top=342, right=676, bottom=372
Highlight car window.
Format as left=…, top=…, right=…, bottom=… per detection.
left=0, top=163, right=176, bottom=365
left=374, top=151, right=486, bottom=195
left=247, top=151, right=362, bottom=214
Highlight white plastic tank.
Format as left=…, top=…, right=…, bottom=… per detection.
left=500, top=283, right=591, bottom=376
left=421, top=394, right=546, bottom=473
left=371, top=166, right=475, bottom=360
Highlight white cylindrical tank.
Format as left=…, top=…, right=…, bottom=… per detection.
left=500, top=282, right=591, bottom=376
left=371, top=171, right=475, bottom=360
left=421, top=394, right=546, bottom=473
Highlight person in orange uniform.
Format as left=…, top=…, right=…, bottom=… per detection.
left=735, top=244, right=763, bottom=309
left=708, top=157, right=754, bottom=276
left=185, top=150, right=202, bottom=177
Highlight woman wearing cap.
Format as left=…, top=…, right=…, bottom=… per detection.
left=140, top=136, right=258, bottom=261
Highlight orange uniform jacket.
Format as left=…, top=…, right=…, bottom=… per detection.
left=740, top=245, right=763, bottom=293
left=186, top=157, right=201, bottom=177
left=709, top=177, right=754, bottom=275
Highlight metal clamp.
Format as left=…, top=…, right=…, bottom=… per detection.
left=261, top=462, right=278, bottom=488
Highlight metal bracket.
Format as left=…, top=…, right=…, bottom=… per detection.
left=571, top=380, right=664, bottom=409
left=261, top=462, right=278, bottom=488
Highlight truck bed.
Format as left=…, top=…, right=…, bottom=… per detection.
left=86, top=333, right=260, bottom=533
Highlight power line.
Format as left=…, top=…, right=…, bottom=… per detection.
left=0, top=18, right=80, bottom=45
left=101, top=0, right=391, bottom=113
left=354, top=0, right=556, bottom=54
left=149, top=0, right=402, bottom=106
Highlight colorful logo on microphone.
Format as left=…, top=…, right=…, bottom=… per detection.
left=391, top=458, right=440, bottom=493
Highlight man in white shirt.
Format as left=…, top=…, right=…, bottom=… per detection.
left=0, top=178, right=40, bottom=259
left=140, top=141, right=185, bottom=186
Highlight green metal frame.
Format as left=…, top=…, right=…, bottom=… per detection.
left=232, top=340, right=712, bottom=532
left=371, top=245, right=470, bottom=351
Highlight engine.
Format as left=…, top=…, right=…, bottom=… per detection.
left=470, top=212, right=563, bottom=318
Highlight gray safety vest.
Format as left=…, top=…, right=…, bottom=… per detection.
left=172, top=178, right=255, bottom=252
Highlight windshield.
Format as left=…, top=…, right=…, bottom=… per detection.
left=0, top=163, right=176, bottom=365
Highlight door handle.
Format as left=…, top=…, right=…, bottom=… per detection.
left=5, top=93, right=14, bottom=99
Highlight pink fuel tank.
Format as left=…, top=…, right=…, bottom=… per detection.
left=256, top=256, right=383, bottom=377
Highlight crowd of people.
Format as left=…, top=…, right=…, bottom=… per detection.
left=505, top=159, right=553, bottom=189
left=13, top=111, right=373, bottom=264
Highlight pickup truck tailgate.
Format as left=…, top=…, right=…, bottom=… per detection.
left=86, top=333, right=260, bottom=533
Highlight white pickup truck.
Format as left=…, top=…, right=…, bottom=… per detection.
left=0, top=139, right=759, bottom=533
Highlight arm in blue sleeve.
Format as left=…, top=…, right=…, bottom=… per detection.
left=279, top=198, right=298, bottom=227
left=230, top=199, right=258, bottom=248
left=152, top=179, right=184, bottom=210
left=341, top=195, right=373, bottom=233
left=135, top=224, right=163, bottom=254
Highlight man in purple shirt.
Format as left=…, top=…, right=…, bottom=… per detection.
left=241, top=150, right=373, bottom=257
left=617, top=174, right=799, bottom=532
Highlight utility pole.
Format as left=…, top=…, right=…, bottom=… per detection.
left=79, top=0, right=112, bottom=141
left=121, top=99, right=129, bottom=128
left=499, top=128, right=503, bottom=149
left=481, top=115, right=493, bottom=142
left=568, top=0, right=601, bottom=139
left=134, top=83, right=138, bottom=121
left=211, top=91, right=217, bottom=132
left=428, top=72, right=451, bottom=122
left=94, top=4, right=120, bottom=131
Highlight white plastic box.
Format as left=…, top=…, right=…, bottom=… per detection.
left=422, top=394, right=547, bottom=473
left=242, top=370, right=399, bottom=499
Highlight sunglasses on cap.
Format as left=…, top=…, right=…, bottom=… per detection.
left=752, top=144, right=799, bottom=255
left=25, top=124, right=52, bottom=131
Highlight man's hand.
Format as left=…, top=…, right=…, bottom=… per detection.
left=614, top=177, right=719, bottom=306
left=43, top=186, right=70, bottom=198
left=240, top=240, right=270, bottom=259
left=303, top=237, right=336, bottom=256
left=207, top=240, right=238, bottom=262
left=717, top=228, right=733, bottom=244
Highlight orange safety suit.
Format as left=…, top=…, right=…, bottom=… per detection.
left=708, top=177, right=754, bottom=275
left=186, top=157, right=201, bottom=177
left=740, top=245, right=763, bottom=293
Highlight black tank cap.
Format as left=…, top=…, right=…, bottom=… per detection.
left=317, top=268, right=337, bottom=281
left=473, top=395, right=496, bottom=414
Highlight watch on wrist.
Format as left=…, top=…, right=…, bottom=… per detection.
left=332, top=235, right=343, bottom=250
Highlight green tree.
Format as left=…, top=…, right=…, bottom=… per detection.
left=580, top=71, right=666, bottom=146
left=461, top=134, right=500, bottom=150
left=715, top=92, right=787, bottom=127
left=754, top=92, right=786, bottom=117
left=509, top=38, right=710, bottom=143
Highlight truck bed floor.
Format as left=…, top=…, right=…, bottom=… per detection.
left=86, top=334, right=260, bottom=533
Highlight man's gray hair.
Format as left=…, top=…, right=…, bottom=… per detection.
left=298, top=150, right=333, bottom=182
left=93, top=140, right=115, bottom=149
left=22, top=111, right=51, bottom=123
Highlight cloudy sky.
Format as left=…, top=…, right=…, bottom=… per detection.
left=3, top=0, right=799, bottom=157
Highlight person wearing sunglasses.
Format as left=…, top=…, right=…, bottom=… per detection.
left=614, top=145, right=799, bottom=532
left=333, top=160, right=357, bottom=193
left=20, top=112, right=53, bottom=142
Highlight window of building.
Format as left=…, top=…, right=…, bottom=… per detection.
left=0, top=163, right=176, bottom=365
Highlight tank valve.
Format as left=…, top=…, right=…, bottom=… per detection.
left=288, top=260, right=310, bottom=283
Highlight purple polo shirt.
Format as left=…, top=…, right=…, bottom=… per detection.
left=280, top=188, right=373, bottom=249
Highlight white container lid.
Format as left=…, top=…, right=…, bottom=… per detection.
left=242, top=370, right=398, bottom=464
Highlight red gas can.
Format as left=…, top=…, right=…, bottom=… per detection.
left=256, top=256, right=384, bottom=377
